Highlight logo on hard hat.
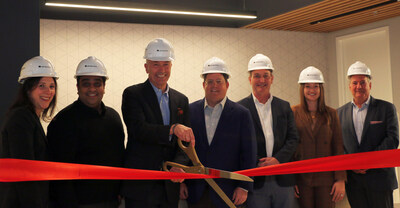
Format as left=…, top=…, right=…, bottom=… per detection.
left=85, top=65, right=97, bottom=67
left=38, top=65, right=51, bottom=68
left=307, top=74, right=319, bottom=77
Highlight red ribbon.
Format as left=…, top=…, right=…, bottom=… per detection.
left=236, top=149, right=400, bottom=176
left=1, top=149, right=400, bottom=182
left=0, top=159, right=213, bottom=182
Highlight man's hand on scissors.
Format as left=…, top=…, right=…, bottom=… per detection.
left=170, top=166, right=185, bottom=183
left=171, top=124, right=195, bottom=146
left=232, top=187, right=248, bottom=205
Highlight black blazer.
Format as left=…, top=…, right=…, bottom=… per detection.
left=121, top=79, right=190, bottom=204
left=238, top=95, right=299, bottom=188
left=0, top=106, right=49, bottom=208
left=338, top=96, right=399, bottom=191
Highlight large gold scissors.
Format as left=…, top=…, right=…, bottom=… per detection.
left=163, top=140, right=253, bottom=208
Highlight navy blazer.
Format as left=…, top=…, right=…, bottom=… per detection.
left=0, top=106, right=49, bottom=208
left=238, top=95, right=299, bottom=188
left=187, top=98, right=257, bottom=208
left=121, top=79, right=190, bottom=204
left=338, top=96, right=399, bottom=191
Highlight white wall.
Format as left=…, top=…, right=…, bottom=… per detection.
left=40, top=19, right=327, bottom=117
left=336, top=27, right=393, bottom=105
left=327, top=15, right=400, bottom=110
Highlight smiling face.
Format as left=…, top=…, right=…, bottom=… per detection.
left=77, top=76, right=105, bottom=110
left=349, top=75, right=371, bottom=105
left=203, top=73, right=229, bottom=108
left=29, top=77, right=56, bottom=116
left=249, top=69, right=273, bottom=102
left=145, top=60, right=171, bottom=91
left=304, top=83, right=321, bottom=102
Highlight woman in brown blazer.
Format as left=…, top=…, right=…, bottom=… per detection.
left=292, top=66, right=346, bottom=208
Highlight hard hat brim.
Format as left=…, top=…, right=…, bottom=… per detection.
left=18, top=75, right=59, bottom=84
left=201, top=70, right=231, bottom=78
left=145, top=57, right=174, bottom=62
left=248, top=66, right=274, bottom=71
left=74, top=74, right=109, bottom=80
left=298, top=80, right=324, bottom=84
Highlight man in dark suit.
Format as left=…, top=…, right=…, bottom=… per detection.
left=338, top=61, right=399, bottom=208
left=180, top=57, right=257, bottom=208
left=238, top=54, right=299, bottom=208
left=121, top=38, right=195, bottom=208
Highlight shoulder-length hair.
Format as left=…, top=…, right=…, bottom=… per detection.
left=299, top=83, right=331, bottom=124
left=9, top=77, right=57, bottom=122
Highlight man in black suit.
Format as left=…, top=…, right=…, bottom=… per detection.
left=338, top=61, right=399, bottom=208
left=238, top=54, right=299, bottom=208
left=121, top=38, right=195, bottom=208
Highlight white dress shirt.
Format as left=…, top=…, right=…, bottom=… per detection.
left=253, top=93, right=274, bottom=157
left=352, top=96, right=371, bottom=144
left=204, top=97, right=227, bottom=145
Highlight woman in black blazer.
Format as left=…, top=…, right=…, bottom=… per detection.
left=0, top=56, right=58, bottom=208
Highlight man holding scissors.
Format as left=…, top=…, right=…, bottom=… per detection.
left=121, top=38, right=195, bottom=208
left=180, top=57, right=257, bottom=207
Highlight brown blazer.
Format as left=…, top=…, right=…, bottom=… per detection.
left=292, top=105, right=346, bottom=187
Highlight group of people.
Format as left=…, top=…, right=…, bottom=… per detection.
left=0, top=37, right=398, bottom=208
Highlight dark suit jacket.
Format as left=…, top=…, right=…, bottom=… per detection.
left=121, top=79, right=190, bottom=205
left=338, top=96, right=399, bottom=191
left=187, top=98, right=257, bottom=208
left=292, top=105, right=346, bottom=187
left=238, top=95, right=299, bottom=188
left=0, top=106, right=49, bottom=208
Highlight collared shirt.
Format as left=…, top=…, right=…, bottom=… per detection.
left=204, top=97, right=227, bottom=145
left=150, top=82, right=170, bottom=125
left=352, top=96, right=371, bottom=144
left=253, top=93, right=274, bottom=157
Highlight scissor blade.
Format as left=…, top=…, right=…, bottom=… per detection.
left=205, top=168, right=253, bottom=182
left=205, top=178, right=236, bottom=208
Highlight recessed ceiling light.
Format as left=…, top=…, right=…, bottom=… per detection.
left=45, top=3, right=257, bottom=19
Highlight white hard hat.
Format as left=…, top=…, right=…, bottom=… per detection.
left=248, top=54, right=274, bottom=71
left=143, top=38, right=175, bottom=61
left=298, top=66, right=324, bottom=83
left=347, top=61, right=371, bottom=77
left=75, top=56, right=108, bottom=79
left=18, top=56, right=58, bottom=84
left=201, top=57, right=231, bottom=78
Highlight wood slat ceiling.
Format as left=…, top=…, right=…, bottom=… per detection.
left=243, top=0, right=400, bottom=33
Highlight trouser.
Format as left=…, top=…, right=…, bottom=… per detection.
left=125, top=181, right=176, bottom=208
left=297, top=184, right=334, bottom=208
left=346, top=180, right=393, bottom=208
left=246, top=176, right=297, bottom=208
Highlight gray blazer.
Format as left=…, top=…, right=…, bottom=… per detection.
left=338, top=96, right=399, bottom=191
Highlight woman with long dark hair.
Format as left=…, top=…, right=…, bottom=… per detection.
left=0, top=56, right=58, bottom=208
left=292, top=66, right=346, bottom=208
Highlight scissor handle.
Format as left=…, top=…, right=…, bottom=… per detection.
left=163, top=161, right=205, bottom=174
left=163, top=161, right=189, bottom=172
left=178, top=140, right=202, bottom=166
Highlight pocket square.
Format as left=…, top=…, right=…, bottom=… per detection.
left=370, top=121, right=383, bottom=124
